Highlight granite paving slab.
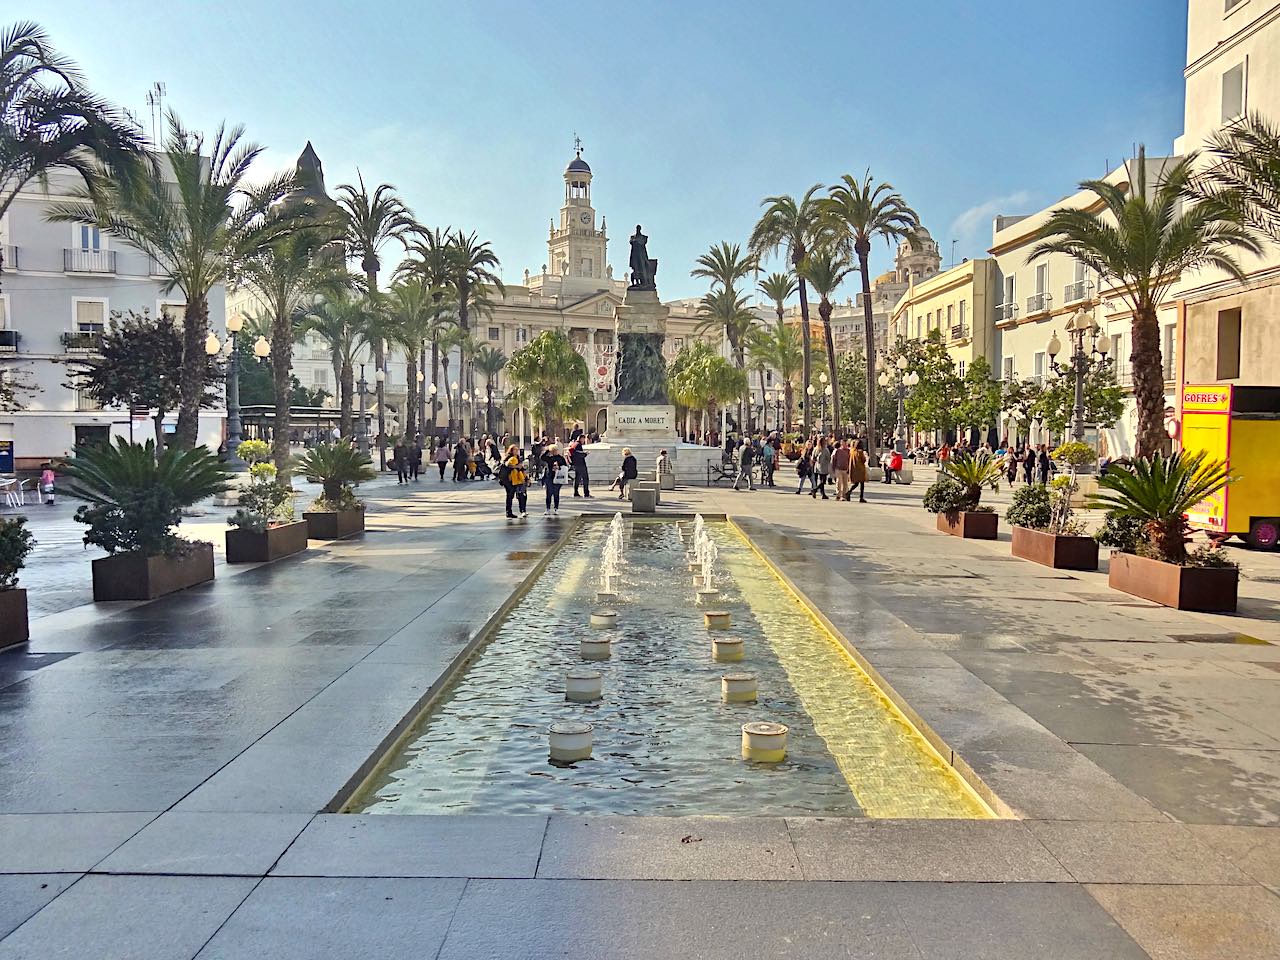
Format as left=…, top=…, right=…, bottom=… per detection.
left=959, top=750, right=1165, bottom=822
left=94, top=812, right=313, bottom=877
left=1184, top=824, right=1280, bottom=888
left=1087, top=882, right=1280, bottom=960
left=0, top=876, right=79, bottom=940
left=0, top=813, right=155, bottom=871
left=1028, top=820, right=1250, bottom=884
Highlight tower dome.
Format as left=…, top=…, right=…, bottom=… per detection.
left=566, top=155, right=591, bottom=174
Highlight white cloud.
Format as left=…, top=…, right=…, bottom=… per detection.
left=949, top=190, right=1033, bottom=252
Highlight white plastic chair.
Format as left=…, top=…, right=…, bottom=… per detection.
left=1, top=478, right=18, bottom=509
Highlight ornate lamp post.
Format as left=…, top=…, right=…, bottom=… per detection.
left=879, top=355, right=920, bottom=455
left=461, top=391, right=471, bottom=437
left=356, top=363, right=370, bottom=455
left=773, top=391, right=782, bottom=433
left=428, top=382, right=438, bottom=437
left=450, top=380, right=459, bottom=436
left=764, top=391, right=774, bottom=432
left=1047, top=307, right=1111, bottom=444
left=204, top=312, right=249, bottom=470
left=805, top=384, right=816, bottom=434
left=373, top=368, right=386, bottom=465
left=823, top=384, right=833, bottom=434
left=416, top=369, right=426, bottom=440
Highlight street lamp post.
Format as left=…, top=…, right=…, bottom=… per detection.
left=461, top=391, right=471, bottom=437
left=1047, top=307, right=1111, bottom=444
left=823, top=384, right=833, bottom=435
left=356, top=363, right=370, bottom=455
left=773, top=392, right=782, bottom=433
left=374, top=368, right=386, bottom=465
left=879, top=355, right=920, bottom=455
left=805, top=384, right=816, bottom=435
left=450, top=380, right=459, bottom=437
left=205, top=313, right=250, bottom=470
left=416, top=367, right=426, bottom=441
left=428, top=383, right=438, bottom=440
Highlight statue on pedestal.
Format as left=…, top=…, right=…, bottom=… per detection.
left=628, top=225, right=658, bottom=290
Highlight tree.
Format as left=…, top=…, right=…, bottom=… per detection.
left=1029, top=148, right=1260, bottom=456
left=335, top=174, right=415, bottom=467
left=444, top=231, right=503, bottom=429
left=1000, top=377, right=1041, bottom=444
left=1194, top=112, right=1280, bottom=244
left=65, top=309, right=218, bottom=451
left=384, top=279, right=436, bottom=440
left=0, top=21, right=145, bottom=287
left=299, top=291, right=368, bottom=438
left=823, top=172, right=921, bottom=457
left=798, top=246, right=855, bottom=433
left=748, top=319, right=802, bottom=431
left=399, top=226, right=461, bottom=431
left=750, top=186, right=825, bottom=432
left=694, top=288, right=757, bottom=430
left=957, top=357, right=1002, bottom=444
left=901, top=333, right=964, bottom=439
left=505, top=330, right=589, bottom=438
left=668, top=342, right=747, bottom=438
left=1033, top=364, right=1125, bottom=439
left=837, top=351, right=894, bottom=438
left=49, top=114, right=308, bottom=448
left=472, top=344, right=507, bottom=436
left=690, top=241, right=756, bottom=293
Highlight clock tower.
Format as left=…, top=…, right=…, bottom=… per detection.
left=548, top=140, right=608, bottom=282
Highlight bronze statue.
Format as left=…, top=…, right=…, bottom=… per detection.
left=628, top=225, right=657, bottom=290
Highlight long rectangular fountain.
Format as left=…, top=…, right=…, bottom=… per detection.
left=346, top=516, right=994, bottom=819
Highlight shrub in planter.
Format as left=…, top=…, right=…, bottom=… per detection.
left=1006, top=484, right=1051, bottom=529
left=924, top=454, right=1003, bottom=539
left=0, top=517, right=35, bottom=646
left=225, top=458, right=305, bottom=563
left=61, top=439, right=232, bottom=600
left=296, top=441, right=375, bottom=539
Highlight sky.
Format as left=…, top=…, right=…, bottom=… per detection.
left=21, top=0, right=1189, bottom=301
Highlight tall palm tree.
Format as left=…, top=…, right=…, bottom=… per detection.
left=798, top=247, right=855, bottom=433
left=472, top=343, right=508, bottom=436
left=505, top=330, right=590, bottom=437
left=335, top=174, right=415, bottom=468
left=748, top=319, right=803, bottom=431
left=299, top=291, right=366, bottom=438
left=1031, top=148, right=1260, bottom=456
left=0, top=21, right=145, bottom=287
left=749, top=186, right=825, bottom=433
left=695, top=287, right=757, bottom=432
left=398, top=226, right=459, bottom=431
left=690, top=241, right=756, bottom=292
left=384, top=278, right=436, bottom=441
left=435, top=321, right=468, bottom=434
left=238, top=228, right=342, bottom=479
left=758, top=271, right=797, bottom=326
left=823, top=172, right=921, bottom=454
left=49, top=115, right=306, bottom=447
left=1193, top=112, right=1280, bottom=244
left=446, top=230, right=504, bottom=334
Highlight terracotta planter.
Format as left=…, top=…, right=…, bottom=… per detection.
left=1011, top=525, right=1099, bottom=570
left=91, top=542, right=215, bottom=601
left=1108, top=551, right=1238, bottom=612
left=304, top=508, right=365, bottom=540
left=225, top=520, right=309, bottom=564
left=0, top=589, right=29, bottom=648
left=936, top=510, right=998, bottom=539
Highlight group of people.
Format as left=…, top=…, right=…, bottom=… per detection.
left=721, top=432, right=900, bottom=505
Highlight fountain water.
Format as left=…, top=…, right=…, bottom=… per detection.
left=599, top=512, right=626, bottom=599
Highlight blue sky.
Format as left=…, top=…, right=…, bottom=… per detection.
left=21, top=0, right=1188, bottom=300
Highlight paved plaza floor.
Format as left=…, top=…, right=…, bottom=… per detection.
left=2, top=466, right=1280, bottom=958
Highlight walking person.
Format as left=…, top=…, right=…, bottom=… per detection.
left=761, top=435, right=776, bottom=487
left=434, top=440, right=449, bottom=480
left=39, top=462, right=56, bottom=505
left=569, top=437, right=591, bottom=498
left=452, top=440, right=469, bottom=482
left=732, top=439, right=755, bottom=491
left=831, top=439, right=852, bottom=501
left=850, top=440, right=869, bottom=503
left=795, top=440, right=814, bottom=495
left=1022, top=445, right=1036, bottom=484
left=1038, top=444, right=1053, bottom=485
left=498, top=444, right=528, bottom=520
left=541, top=442, right=568, bottom=517
left=394, top=439, right=409, bottom=484
left=810, top=438, right=831, bottom=500
left=410, top=437, right=423, bottom=481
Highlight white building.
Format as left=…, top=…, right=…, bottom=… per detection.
left=0, top=166, right=226, bottom=470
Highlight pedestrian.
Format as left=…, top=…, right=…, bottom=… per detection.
left=540, top=442, right=568, bottom=516
left=409, top=436, right=422, bottom=481
left=434, top=440, right=449, bottom=480
left=569, top=437, right=591, bottom=498
left=831, top=438, right=852, bottom=501
left=1038, top=444, right=1053, bottom=485
left=810, top=438, right=832, bottom=500
left=656, top=448, right=671, bottom=482
left=39, top=462, right=56, bottom=505
left=795, top=440, right=814, bottom=495
left=394, top=439, right=408, bottom=484
left=761, top=435, right=776, bottom=487
left=732, top=439, right=755, bottom=491
left=850, top=440, right=869, bottom=503
left=613, top=447, right=638, bottom=499
left=938, top=442, right=952, bottom=465
left=452, top=440, right=469, bottom=482
left=883, top=448, right=903, bottom=484
left=498, top=444, right=528, bottom=520
left=1006, top=448, right=1019, bottom=485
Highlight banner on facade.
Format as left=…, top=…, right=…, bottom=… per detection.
left=0, top=440, right=13, bottom=473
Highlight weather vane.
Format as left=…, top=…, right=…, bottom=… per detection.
left=573, top=132, right=582, bottom=157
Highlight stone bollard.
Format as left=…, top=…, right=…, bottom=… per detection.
left=712, top=637, right=744, bottom=662
left=721, top=672, right=758, bottom=702
left=741, top=721, right=788, bottom=762
left=566, top=669, right=603, bottom=702
left=549, top=721, right=593, bottom=762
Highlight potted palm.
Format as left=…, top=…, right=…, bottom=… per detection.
left=62, top=439, right=231, bottom=601
left=296, top=441, right=375, bottom=539
left=0, top=518, right=36, bottom=647
left=1088, top=451, right=1238, bottom=611
left=924, top=453, right=1003, bottom=539
left=1009, top=442, right=1099, bottom=570
left=225, top=440, right=308, bottom=563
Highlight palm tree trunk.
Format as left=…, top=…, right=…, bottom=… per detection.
left=175, top=298, right=210, bottom=448
left=1131, top=305, right=1166, bottom=458
left=819, top=297, right=841, bottom=435
left=366, top=267, right=387, bottom=469
left=153, top=412, right=166, bottom=454
left=271, top=310, right=293, bottom=484
left=856, top=241, right=878, bottom=461
left=404, top=356, right=418, bottom=440
left=430, top=332, right=440, bottom=433
left=340, top=360, right=353, bottom=438
left=486, top=383, right=494, bottom=435
left=796, top=274, right=813, bottom=435
left=442, top=358, right=454, bottom=431
left=785, top=382, right=794, bottom=432
left=758, top=368, right=767, bottom=432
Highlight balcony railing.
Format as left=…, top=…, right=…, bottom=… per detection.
left=1163, top=357, right=1176, bottom=381
left=1025, top=292, right=1052, bottom=316
left=1, top=244, right=16, bottom=271
left=61, top=330, right=103, bottom=352
left=147, top=256, right=168, bottom=278
left=64, top=248, right=116, bottom=273
left=1063, top=280, right=1093, bottom=304
left=0, top=330, right=18, bottom=352
left=950, top=324, right=968, bottom=341
left=996, top=302, right=1018, bottom=322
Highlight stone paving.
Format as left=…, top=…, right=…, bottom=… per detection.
left=1, top=466, right=1279, bottom=958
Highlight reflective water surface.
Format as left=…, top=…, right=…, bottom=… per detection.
left=355, top=519, right=992, bottom=818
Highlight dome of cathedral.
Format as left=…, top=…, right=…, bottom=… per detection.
left=566, top=154, right=591, bottom=174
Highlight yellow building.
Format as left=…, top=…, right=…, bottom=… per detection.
left=889, top=258, right=998, bottom=376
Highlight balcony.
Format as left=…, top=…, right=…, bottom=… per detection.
left=950, top=324, right=969, bottom=341
left=1063, top=280, right=1093, bottom=305
left=0, top=330, right=18, bottom=353
left=996, top=302, right=1018, bottom=323
left=147, top=256, right=168, bottom=278
left=1025, top=292, right=1052, bottom=316
left=64, top=248, right=116, bottom=274
left=1, top=244, right=16, bottom=271
left=61, top=330, right=103, bottom=353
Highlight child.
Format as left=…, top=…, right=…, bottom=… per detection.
left=40, top=462, right=56, bottom=505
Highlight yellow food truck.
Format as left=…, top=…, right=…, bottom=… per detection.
left=1180, top=384, right=1280, bottom=550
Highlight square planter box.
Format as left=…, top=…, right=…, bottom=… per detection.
left=1108, top=551, right=1239, bottom=612
left=304, top=508, right=365, bottom=540
left=92, top=542, right=215, bottom=602
left=225, top=520, right=309, bottom=564
left=0, top=589, right=29, bottom=648
left=936, top=510, right=998, bottom=539
left=1011, top=525, right=1099, bottom=570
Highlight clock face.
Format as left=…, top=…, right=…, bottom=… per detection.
left=579, top=212, right=591, bottom=224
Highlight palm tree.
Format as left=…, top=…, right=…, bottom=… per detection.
left=299, top=292, right=366, bottom=438
left=823, top=172, right=921, bottom=454
left=238, top=229, right=342, bottom=479
left=505, top=330, right=590, bottom=437
left=0, top=21, right=145, bottom=287
left=695, top=287, right=758, bottom=432
left=749, top=186, right=825, bottom=433
left=398, top=226, right=460, bottom=431
left=384, top=279, right=436, bottom=441
left=472, top=343, right=508, bottom=436
left=1193, top=112, right=1280, bottom=244
left=335, top=174, right=415, bottom=468
left=435, top=321, right=468, bottom=434
left=758, top=271, right=797, bottom=325
left=690, top=241, right=756, bottom=293
left=49, top=115, right=306, bottom=447
left=748, top=319, right=803, bottom=431
left=798, top=247, right=855, bottom=433
left=1030, top=148, right=1260, bottom=456
left=446, top=230, right=505, bottom=334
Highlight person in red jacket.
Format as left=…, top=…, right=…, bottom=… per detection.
left=883, top=449, right=904, bottom=484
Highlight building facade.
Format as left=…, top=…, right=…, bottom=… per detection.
left=889, top=257, right=998, bottom=378
left=0, top=167, right=226, bottom=469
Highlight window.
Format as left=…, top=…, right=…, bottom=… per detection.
left=74, top=299, right=106, bottom=333
left=926, top=311, right=933, bottom=331
left=312, top=368, right=329, bottom=387
left=1162, top=324, right=1176, bottom=380
left=1035, top=263, right=1048, bottom=294
left=580, top=258, right=593, bottom=277
left=1222, top=61, right=1246, bottom=123
left=1225, top=0, right=1246, bottom=13
left=959, top=300, right=966, bottom=330
left=159, top=302, right=184, bottom=321
left=515, top=326, right=528, bottom=344
left=1002, top=356, right=1014, bottom=380
left=1216, top=308, right=1241, bottom=379
left=78, top=224, right=101, bottom=251
left=1074, top=261, right=1088, bottom=284
left=958, top=360, right=966, bottom=378
left=1004, top=275, right=1015, bottom=305
left=946, top=305, right=954, bottom=327
left=1033, top=351, right=1045, bottom=383
left=915, top=316, right=922, bottom=339
left=765, top=370, right=773, bottom=385
left=487, top=326, right=499, bottom=341
left=0, top=295, right=7, bottom=329
left=673, top=337, right=684, bottom=352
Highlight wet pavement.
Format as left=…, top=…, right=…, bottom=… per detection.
left=0, top=466, right=1278, bottom=958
